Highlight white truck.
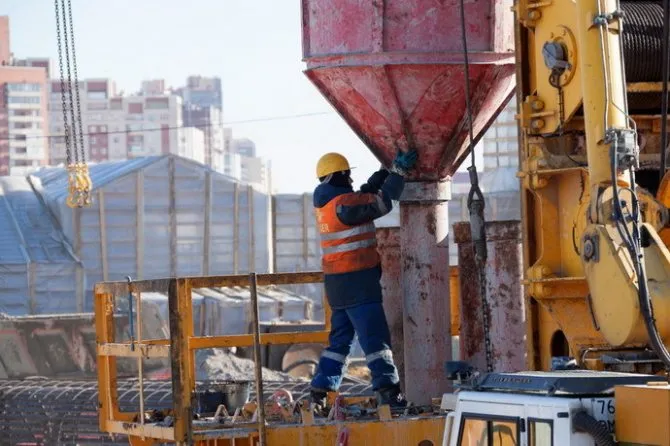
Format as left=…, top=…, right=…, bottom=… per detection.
left=439, top=369, right=667, bottom=446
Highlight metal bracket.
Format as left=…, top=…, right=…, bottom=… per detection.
left=520, top=95, right=556, bottom=134
left=605, top=128, right=639, bottom=171
left=513, top=0, right=553, bottom=28
left=591, top=9, right=624, bottom=32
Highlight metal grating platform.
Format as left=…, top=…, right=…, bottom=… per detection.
left=473, top=370, right=668, bottom=396
left=0, top=378, right=371, bottom=445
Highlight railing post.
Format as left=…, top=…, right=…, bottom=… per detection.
left=168, top=278, right=194, bottom=443
left=95, top=289, right=118, bottom=430
left=250, top=272, right=268, bottom=445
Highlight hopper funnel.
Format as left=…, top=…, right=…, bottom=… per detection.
left=302, top=0, right=517, bottom=180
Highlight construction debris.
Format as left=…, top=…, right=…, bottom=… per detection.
left=196, top=348, right=304, bottom=382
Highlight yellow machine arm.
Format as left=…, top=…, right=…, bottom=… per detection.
left=517, top=0, right=670, bottom=372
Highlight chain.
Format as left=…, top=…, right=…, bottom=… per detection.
left=66, top=0, right=86, bottom=164
left=458, top=0, right=494, bottom=373
left=54, top=0, right=92, bottom=207
left=54, top=0, right=72, bottom=166
left=59, top=0, right=79, bottom=165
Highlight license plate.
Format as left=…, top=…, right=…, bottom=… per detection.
left=590, top=398, right=615, bottom=433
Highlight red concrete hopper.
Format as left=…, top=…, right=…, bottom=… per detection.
left=302, top=0, right=516, bottom=181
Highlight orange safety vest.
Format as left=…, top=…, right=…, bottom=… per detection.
left=315, top=193, right=380, bottom=274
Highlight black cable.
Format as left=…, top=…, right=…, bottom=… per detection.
left=610, top=141, right=670, bottom=371
left=0, top=112, right=333, bottom=142
left=661, top=0, right=670, bottom=182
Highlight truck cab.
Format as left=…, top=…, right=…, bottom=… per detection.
left=440, top=370, right=667, bottom=446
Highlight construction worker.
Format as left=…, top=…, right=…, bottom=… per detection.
left=310, top=149, right=418, bottom=410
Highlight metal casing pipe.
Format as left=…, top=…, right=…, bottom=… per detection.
left=399, top=181, right=451, bottom=404
left=454, top=220, right=526, bottom=372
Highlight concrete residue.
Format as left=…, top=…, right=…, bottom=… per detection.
left=195, top=348, right=304, bottom=382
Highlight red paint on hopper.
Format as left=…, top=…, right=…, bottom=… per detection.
left=302, top=0, right=516, bottom=180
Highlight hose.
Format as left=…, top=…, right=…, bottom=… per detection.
left=573, top=411, right=617, bottom=446
left=610, top=141, right=670, bottom=371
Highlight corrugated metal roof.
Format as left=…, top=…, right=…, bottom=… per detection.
left=28, top=155, right=243, bottom=206
left=28, top=156, right=164, bottom=205
left=0, top=177, right=78, bottom=265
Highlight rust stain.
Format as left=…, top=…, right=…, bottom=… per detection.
left=426, top=212, right=436, bottom=236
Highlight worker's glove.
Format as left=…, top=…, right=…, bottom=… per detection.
left=389, top=150, right=418, bottom=176
left=360, top=168, right=389, bottom=193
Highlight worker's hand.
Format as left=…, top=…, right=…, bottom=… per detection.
left=390, top=150, right=418, bottom=176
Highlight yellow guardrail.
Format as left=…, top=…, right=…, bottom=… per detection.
left=94, top=271, right=330, bottom=443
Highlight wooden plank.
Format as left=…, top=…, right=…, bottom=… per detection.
left=98, top=342, right=171, bottom=359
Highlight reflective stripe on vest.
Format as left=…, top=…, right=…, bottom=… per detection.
left=316, top=193, right=381, bottom=274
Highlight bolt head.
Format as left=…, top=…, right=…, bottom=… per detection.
left=584, top=239, right=594, bottom=258
left=531, top=119, right=545, bottom=129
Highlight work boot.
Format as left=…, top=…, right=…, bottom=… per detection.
left=375, top=384, right=408, bottom=408
left=309, top=388, right=329, bottom=415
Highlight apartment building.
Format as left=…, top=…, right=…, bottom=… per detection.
left=180, top=126, right=206, bottom=165
left=49, top=79, right=198, bottom=164
left=0, top=17, right=49, bottom=175
left=183, top=104, right=224, bottom=171
left=179, top=75, right=222, bottom=110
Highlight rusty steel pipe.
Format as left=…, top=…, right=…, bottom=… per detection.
left=375, top=227, right=405, bottom=391
left=399, top=181, right=452, bottom=405
left=453, top=220, right=525, bottom=372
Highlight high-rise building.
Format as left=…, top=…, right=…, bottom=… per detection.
left=0, top=16, right=49, bottom=175
left=183, top=104, right=224, bottom=172
left=223, top=151, right=242, bottom=180
left=140, top=79, right=166, bottom=96
left=223, top=127, right=233, bottom=153
left=180, top=126, right=206, bottom=165
left=179, top=75, right=222, bottom=110
left=232, top=138, right=256, bottom=157
left=48, top=79, right=198, bottom=164
left=13, top=58, right=52, bottom=78
left=240, top=155, right=269, bottom=190
left=49, top=78, right=115, bottom=163
left=0, top=16, right=10, bottom=65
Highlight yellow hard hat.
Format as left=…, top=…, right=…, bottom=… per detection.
left=316, top=152, right=350, bottom=178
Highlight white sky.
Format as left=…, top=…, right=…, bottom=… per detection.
left=1, top=0, right=479, bottom=193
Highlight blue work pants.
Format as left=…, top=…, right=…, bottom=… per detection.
left=310, top=302, right=399, bottom=391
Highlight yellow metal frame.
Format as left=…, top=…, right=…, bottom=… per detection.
left=95, top=272, right=332, bottom=443
left=95, top=271, right=448, bottom=445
